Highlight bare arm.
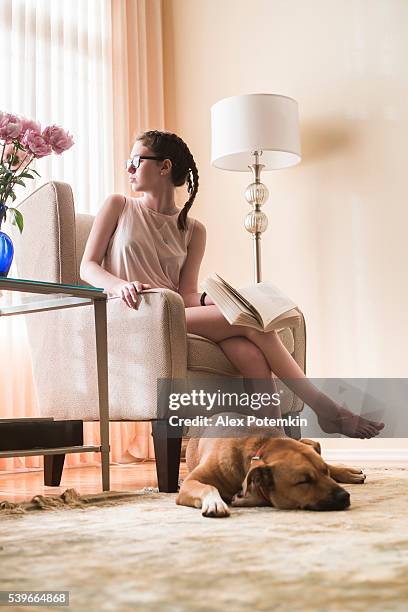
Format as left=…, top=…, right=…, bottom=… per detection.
left=80, top=194, right=151, bottom=308
left=80, top=194, right=127, bottom=293
left=178, top=220, right=215, bottom=307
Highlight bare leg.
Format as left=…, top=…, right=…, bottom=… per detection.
left=244, top=328, right=384, bottom=438
left=185, top=306, right=384, bottom=438
left=218, top=336, right=271, bottom=379
left=218, top=337, right=281, bottom=421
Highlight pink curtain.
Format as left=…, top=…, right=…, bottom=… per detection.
left=0, top=0, right=165, bottom=472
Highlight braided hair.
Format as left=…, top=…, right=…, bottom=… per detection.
left=135, top=130, right=199, bottom=232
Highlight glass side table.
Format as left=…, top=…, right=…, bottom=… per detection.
left=0, top=277, right=110, bottom=491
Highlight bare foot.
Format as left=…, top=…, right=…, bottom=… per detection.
left=316, top=404, right=384, bottom=438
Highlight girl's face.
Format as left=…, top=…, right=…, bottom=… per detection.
left=127, top=141, right=170, bottom=193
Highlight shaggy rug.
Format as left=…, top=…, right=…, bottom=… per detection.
left=1, top=467, right=408, bottom=611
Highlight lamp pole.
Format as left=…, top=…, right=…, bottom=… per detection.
left=244, top=150, right=269, bottom=283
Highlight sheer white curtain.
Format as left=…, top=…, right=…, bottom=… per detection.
left=0, top=0, right=115, bottom=210
left=0, top=0, right=165, bottom=471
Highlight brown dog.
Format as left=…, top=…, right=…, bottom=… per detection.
left=176, top=435, right=366, bottom=517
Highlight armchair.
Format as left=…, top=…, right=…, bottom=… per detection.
left=11, top=181, right=306, bottom=492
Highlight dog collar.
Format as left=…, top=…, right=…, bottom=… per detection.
left=249, top=444, right=271, bottom=504
left=251, top=444, right=266, bottom=462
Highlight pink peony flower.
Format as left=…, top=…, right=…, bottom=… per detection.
left=20, top=117, right=41, bottom=136
left=0, top=113, right=23, bottom=142
left=21, top=129, right=52, bottom=158
left=42, top=125, right=74, bottom=154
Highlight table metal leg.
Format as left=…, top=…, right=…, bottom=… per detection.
left=94, top=299, right=110, bottom=491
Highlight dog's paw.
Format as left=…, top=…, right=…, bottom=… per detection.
left=347, top=467, right=366, bottom=484
left=201, top=492, right=230, bottom=518
left=329, top=464, right=367, bottom=484
left=340, top=467, right=366, bottom=484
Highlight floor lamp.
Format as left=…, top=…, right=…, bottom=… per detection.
left=210, top=93, right=301, bottom=283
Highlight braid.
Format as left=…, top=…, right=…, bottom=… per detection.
left=136, top=130, right=199, bottom=232
left=177, top=150, right=199, bottom=232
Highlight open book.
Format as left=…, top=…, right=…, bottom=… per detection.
left=201, top=274, right=302, bottom=333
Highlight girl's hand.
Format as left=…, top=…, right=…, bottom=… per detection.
left=114, top=281, right=152, bottom=309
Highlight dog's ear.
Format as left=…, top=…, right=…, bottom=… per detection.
left=243, top=465, right=274, bottom=495
left=299, top=438, right=321, bottom=455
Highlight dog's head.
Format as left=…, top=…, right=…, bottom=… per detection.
left=237, top=438, right=350, bottom=511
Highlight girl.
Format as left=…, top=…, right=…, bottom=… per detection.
left=80, top=130, right=384, bottom=441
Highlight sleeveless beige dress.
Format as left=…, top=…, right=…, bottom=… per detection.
left=103, top=196, right=196, bottom=294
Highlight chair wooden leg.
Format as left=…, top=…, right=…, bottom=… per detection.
left=151, top=420, right=183, bottom=493
left=283, top=411, right=302, bottom=440
left=44, top=454, right=65, bottom=486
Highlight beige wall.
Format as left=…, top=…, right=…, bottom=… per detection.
left=162, top=0, right=408, bottom=452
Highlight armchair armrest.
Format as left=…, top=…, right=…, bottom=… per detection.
left=25, top=288, right=188, bottom=421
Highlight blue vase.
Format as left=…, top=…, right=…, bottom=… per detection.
left=0, top=206, right=14, bottom=277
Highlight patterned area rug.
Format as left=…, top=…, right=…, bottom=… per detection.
left=1, top=468, right=408, bottom=611
left=0, top=488, right=152, bottom=514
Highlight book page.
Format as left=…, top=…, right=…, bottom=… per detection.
left=202, top=277, right=262, bottom=326
left=264, top=308, right=301, bottom=331
left=213, top=275, right=297, bottom=327
left=214, top=274, right=255, bottom=313
left=237, top=281, right=297, bottom=327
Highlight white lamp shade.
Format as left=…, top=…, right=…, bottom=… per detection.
left=211, top=93, right=301, bottom=171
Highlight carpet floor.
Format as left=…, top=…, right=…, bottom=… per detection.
left=1, top=467, right=408, bottom=611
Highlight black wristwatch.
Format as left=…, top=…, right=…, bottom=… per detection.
left=200, top=291, right=207, bottom=306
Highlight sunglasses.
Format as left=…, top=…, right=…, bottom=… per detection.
left=125, top=155, right=165, bottom=171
